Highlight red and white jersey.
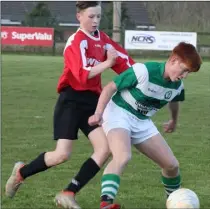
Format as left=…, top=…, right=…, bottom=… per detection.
left=57, top=28, right=135, bottom=94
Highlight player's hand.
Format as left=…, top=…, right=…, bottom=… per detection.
left=88, top=113, right=103, bottom=126
left=107, top=48, right=118, bottom=66
left=163, top=119, right=177, bottom=133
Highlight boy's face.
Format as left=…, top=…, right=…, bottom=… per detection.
left=168, top=57, right=190, bottom=82
left=77, top=5, right=101, bottom=34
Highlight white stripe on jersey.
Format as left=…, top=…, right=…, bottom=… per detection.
left=105, top=43, right=131, bottom=67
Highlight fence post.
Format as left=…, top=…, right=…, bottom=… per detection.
left=52, top=28, right=56, bottom=56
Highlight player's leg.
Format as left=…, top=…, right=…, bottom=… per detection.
left=133, top=121, right=180, bottom=197
left=55, top=127, right=110, bottom=209
left=100, top=128, right=131, bottom=209
left=55, top=107, right=110, bottom=209
left=99, top=101, right=132, bottom=209
left=5, top=89, right=80, bottom=198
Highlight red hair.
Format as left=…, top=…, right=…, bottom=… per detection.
left=170, top=42, right=202, bottom=72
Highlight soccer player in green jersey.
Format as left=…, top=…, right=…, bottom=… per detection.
left=88, top=42, right=202, bottom=209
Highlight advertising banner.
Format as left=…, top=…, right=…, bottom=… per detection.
left=1, top=26, right=54, bottom=46
left=125, top=30, right=197, bottom=50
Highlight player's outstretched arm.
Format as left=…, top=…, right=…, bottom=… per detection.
left=88, top=81, right=117, bottom=126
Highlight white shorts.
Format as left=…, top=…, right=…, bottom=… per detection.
left=102, top=100, right=159, bottom=145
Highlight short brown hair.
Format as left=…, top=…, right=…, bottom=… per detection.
left=170, top=42, right=202, bottom=72
left=76, top=1, right=101, bottom=12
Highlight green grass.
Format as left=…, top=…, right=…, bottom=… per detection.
left=1, top=55, right=210, bottom=208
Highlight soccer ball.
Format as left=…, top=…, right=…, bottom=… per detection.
left=166, top=188, right=200, bottom=209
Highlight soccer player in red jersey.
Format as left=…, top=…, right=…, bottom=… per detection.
left=5, top=2, right=135, bottom=209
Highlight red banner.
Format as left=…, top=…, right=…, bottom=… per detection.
left=1, top=26, right=54, bottom=46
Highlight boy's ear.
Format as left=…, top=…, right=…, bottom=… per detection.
left=76, top=13, right=81, bottom=21
left=169, top=55, right=178, bottom=64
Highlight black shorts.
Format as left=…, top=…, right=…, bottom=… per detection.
left=53, top=86, right=99, bottom=140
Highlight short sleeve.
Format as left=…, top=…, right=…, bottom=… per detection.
left=114, top=63, right=148, bottom=91
left=172, top=89, right=185, bottom=102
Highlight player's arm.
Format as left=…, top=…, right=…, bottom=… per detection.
left=64, top=39, right=117, bottom=86
left=168, top=102, right=179, bottom=123
left=163, top=102, right=179, bottom=133
left=88, top=48, right=117, bottom=79
left=88, top=63, right=146, bottom=126
left=95, top=64, right=142, bottom=116
left=103, top=33, right=135, bottom=74
left=164, top=85, right=185, bottom=133
left=169, top=86, right=185, bottom=122
left=94, top=81, right=117, bottom=117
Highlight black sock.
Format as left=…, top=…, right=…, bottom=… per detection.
left=65, top=158, right=100, bottom=193
left=20, top=152, right=50, bottom=179
left=101, top=195, right=113, bottom=204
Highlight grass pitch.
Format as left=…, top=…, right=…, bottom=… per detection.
left=1, top=55, right=210, bottom=208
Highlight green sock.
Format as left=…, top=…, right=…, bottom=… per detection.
left=101, top=174, right=120, bottom=201
left=161, top=175, right=181, bottom=197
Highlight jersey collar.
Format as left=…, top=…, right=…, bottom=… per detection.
left=78, top=28, right=100, bottom=41
left=160, top=62, right=172, bottom=83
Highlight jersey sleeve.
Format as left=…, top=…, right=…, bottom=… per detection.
left=63, top=35, right=90, bottom=86
left=172, top=82, right=185, bottom=102
left=114, top=63, right=148, bottom=91
left=172, top=89, right=185, bottom=102
left=103, top=32, right=135, bottom=74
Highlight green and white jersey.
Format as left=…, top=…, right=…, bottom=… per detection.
left=112, top=62, right=185, bottom=120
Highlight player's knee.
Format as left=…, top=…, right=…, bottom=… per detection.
left=114, top=153, right=132, bottom=168
left=165, top=159, right=179, bottom=173
left=54, top=151, right=71, bottom=164
left=92, top=148, right=110, bottom=166
left=99, top=148, right=110, bottom=159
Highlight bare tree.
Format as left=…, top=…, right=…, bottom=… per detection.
left=144, top=2, right=210, bottom=32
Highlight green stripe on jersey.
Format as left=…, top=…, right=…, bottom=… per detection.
left=113, top=62, right=185, bottom=119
